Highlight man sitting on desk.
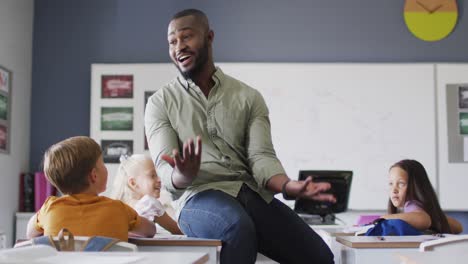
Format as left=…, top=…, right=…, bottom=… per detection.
left=145, top=8, right=336, bottom=264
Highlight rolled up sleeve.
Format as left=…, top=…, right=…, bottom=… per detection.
left=144, top=89, right=184, bottom=196
left=247, top=91, right=286, bottom=187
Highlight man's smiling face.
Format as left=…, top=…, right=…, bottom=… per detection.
left=167, top=15, right=210, bottom=79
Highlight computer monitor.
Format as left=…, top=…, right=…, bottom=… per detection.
left=294, top=170, right=353, bottom=224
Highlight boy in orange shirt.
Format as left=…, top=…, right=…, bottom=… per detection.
left=26, top=136, right=156, bottom=241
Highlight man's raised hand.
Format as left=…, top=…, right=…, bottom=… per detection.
left=161, top=136, right=202, bottom=188
left=285, top=176, right=336, bottom=203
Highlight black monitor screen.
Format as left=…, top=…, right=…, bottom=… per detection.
left=294, top=170, right=353, bottom=216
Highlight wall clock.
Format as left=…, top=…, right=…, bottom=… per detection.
left=404, top=0, right=458, bottom=41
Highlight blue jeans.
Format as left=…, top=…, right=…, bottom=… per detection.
left=179, top=184, right=334, bottom=264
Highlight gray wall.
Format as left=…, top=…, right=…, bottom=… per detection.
left=30, top=0, right=468, bottom=169
left=0, top=0, right=34, bottom=246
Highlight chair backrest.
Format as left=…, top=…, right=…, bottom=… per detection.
left=15, top=228, right=137, bottom=252
left=69, top=236, right=138, bottom=252
left=419, top=234, right=468, bottom=253
left=15, top=237, right=137, bottom=252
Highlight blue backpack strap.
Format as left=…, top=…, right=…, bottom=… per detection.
left=32, top=236, right=59, bottom=250
left=80, top=236, right=120, bottom=251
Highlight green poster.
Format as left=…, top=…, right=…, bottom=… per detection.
left=460, top=112, right=468, bottom=135
left=0, top=94, right=7, bottom=121
left=101, top=107, right=133, bottom=131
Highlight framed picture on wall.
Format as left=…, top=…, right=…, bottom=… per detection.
left=0, top=94, right=7, bottom=121
left=459, top=86, right=468, bottom=109
left=0, top=66, right=10, bottom=94
left=101, top=107, right=133, bottom=131
left=460, top=112, right=468, bottom=135
left=0, top=124, right=7, bottom=153
left=91, top=64, right=177, bottom=166
left=144, top=91, right=155, bottom=109
left=0, top=65, right=11, bottom=154
left=101, top=140, right=133, bottom=163
left=101, top=75, right=133, bottom=98
left=143, top=91, right=155, bottom=151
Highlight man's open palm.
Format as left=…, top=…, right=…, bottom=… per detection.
left=161, top=136, right=202, bottom=183
left=286, top=176, right=336, bottom=202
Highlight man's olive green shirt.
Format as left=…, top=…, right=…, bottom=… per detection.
left=144, top=68, right=286, bottom=217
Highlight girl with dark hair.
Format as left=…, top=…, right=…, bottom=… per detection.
left=381, top=159, right=463, bottom=234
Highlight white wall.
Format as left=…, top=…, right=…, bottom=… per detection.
left=0, top=0, right=33, bottom=247
left=92, top=63, right=437, bottom=210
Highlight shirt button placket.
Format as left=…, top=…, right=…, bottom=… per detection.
left=207, top=104, right=216, bottom=138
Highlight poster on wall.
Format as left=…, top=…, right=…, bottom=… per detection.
left=143, top=91, right=155, bottom=151
left=459, top=86, right=468, bottom=109
left=101, top=75, right=133, bottom=98
left=0, top=94, right=7, bottom=121
left=144, top=91, right=155, bottom=109
left=460, top=112, right=468, bottom=135
left=0, top=124, right=7, bottom=153
left=101, top=107, right=133, bottom=131
left=101, top=140, right=133, bottom=163
left=0, top=65, right=11, bottom=154
left=0, top=66, right=10, bottom=94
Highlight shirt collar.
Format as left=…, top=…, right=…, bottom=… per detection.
left=177, top=66, right=225, bottom=91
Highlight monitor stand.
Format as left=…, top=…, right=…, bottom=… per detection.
left=299, top=213, right=336, bottom=225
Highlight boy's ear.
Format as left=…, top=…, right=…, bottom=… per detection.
left=89, top=168, right=98, bottom=184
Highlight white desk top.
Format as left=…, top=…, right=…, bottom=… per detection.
left=0, top=248, right=209, bottom=264
left=129, top=236, right=221, bottom=247
left=396, top=251, right=468, bottom=264
left=336, top=235, right=442, bottom=248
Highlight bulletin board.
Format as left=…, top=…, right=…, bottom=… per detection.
left=91, top=63, right=437, bottom=209
left=436, top=64, right=468, bottom=210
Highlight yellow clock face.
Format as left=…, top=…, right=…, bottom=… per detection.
left=404, top=0, right=458, bottom=41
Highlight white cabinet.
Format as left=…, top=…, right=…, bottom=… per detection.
left=15, top=212, right=34, bottom=241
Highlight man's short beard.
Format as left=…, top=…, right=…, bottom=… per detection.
left=177, top=39, right=209, bottom=81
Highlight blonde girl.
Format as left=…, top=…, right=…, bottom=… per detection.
left=111, top=154, right=182, bottom=234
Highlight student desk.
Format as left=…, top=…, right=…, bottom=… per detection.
left=336, top=235, right=442, bottom=264
left=129, top=235, right=221, bottom=264
left=396, top=251, right=468, bottom=264
left=0, top=250, right=209, bottom=264
left=311, top=226, right=355, bottom=264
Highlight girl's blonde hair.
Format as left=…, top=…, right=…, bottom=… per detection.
left=110, top=154, right=152, bottom=205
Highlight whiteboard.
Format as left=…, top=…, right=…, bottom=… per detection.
left=436, top=64, right=468, bottom=210
left=91, top=63, right=437, bottom=210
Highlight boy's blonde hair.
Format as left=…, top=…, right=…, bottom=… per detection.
left=43, top=136, right=102, bottom=194
left=110, top=154, right=151, bottom=205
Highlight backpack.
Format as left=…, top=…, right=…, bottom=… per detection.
left=365, top=218, right=423, bottom=236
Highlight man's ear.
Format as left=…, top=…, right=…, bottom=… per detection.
left=207, top=30, right=214, bottom=44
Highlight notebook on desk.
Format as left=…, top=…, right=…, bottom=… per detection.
left=294, top=170, right=353, bottom=225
